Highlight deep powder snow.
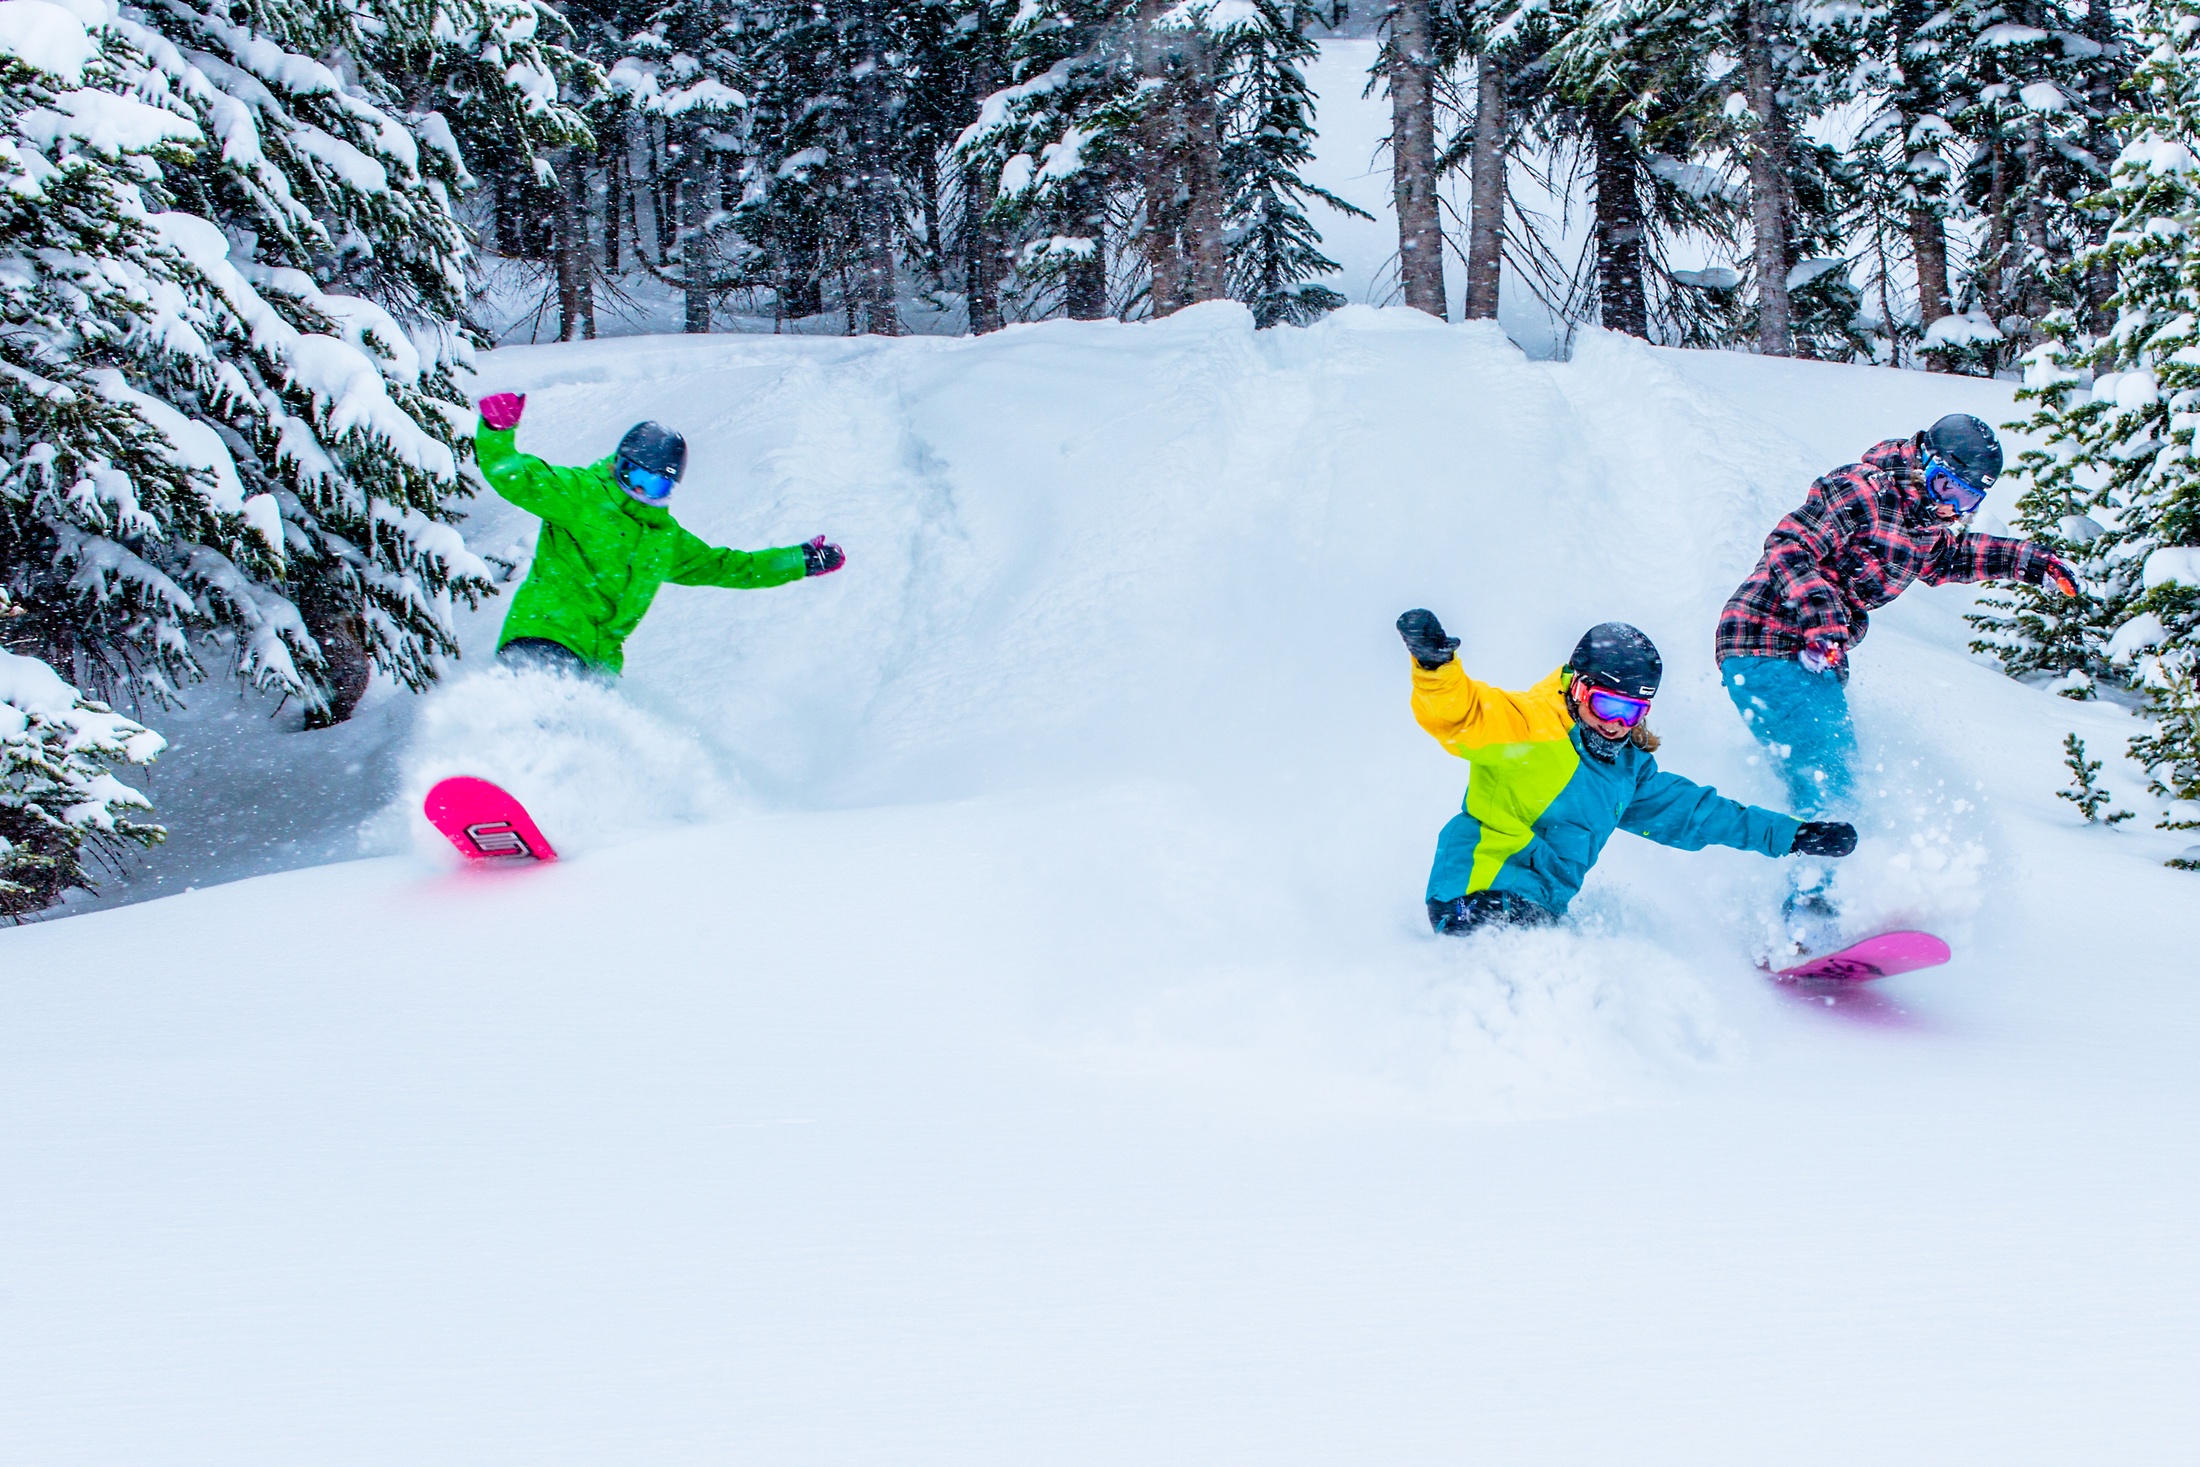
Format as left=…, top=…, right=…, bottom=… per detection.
left=4, top=308, right=2198, bottom=1464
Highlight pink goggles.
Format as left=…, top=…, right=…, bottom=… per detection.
left=1584, top=687, right=1652, bottom=727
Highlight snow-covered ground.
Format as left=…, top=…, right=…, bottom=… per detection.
left=6, top=307, right=2198, bottom=1464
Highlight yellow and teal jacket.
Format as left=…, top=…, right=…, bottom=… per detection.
left=1413, top=660, right=1799, bottom=912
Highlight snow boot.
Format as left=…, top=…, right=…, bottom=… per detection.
left=1778, top=865, right=1843, bottom=957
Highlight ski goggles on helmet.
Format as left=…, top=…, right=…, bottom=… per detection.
left=1922, top=454, right=1987, bottom=514
left=1583, top=686, right=1653, bottom=728
left=619, top=461, right=677, bottom=502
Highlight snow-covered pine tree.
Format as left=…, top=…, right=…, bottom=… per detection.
left=1975, top=0, right=2200, bottom=852
left=387, top=0, right=598, bottom=340
left=957, top=0, right=1131, bottom=318
left=105, top=0, right=527, bottom=723
left=904, top=0, right=1018, bottom=331
left=2, top=0, right=313, bottom=706
left=0, top=2, right=261, bottom=906
left=0, top=643, right=165, bottom=920
left=962, top=0, right=1355, bottom=325
left=1547, top=0, right=1741, bottom=340
left=1220, top=0, right=1364, bottom=325
left=1717, top=0, right=1867, bottom=359
left=963, top=0, right=1228, bottom=321
left=1943, top=0, right=2127, bottom=372
left=602, top=0, right=756, bottom=332
left=1852, top=0, right=1963, bottom=360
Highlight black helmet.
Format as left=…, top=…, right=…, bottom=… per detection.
left=1568, top=622, right=1662, bottom=700
left=615, top=421, right=687, bottom=500
left=1921, top=413, right=2002, bottom=491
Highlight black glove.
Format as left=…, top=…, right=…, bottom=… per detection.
left=1397, top=609, right=1460, bottom=670
left=1790, top=820, right=1857, bottom=858
left=801, top=535, right=844, bottom=576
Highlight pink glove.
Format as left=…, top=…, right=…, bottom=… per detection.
left=1798, top=638, right=1845, bottom=676
left=801, top=535, right=845, bottom=576
left=478, top=393, right=526, bottom=431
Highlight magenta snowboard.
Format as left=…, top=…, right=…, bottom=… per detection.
left=1766, top=930, right=1950, bottom=983
left=423, top=776, right=558, bottom=863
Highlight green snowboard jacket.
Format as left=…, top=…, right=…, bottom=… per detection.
left=479, top=423, right=808, bottom=674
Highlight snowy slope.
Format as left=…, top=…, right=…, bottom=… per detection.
left=5, top=311, right=2199, bottom=1465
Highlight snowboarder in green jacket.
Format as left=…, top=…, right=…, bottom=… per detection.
left=473, top=392, right=844, bottom=678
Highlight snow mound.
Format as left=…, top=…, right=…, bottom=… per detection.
left=1410, top=925, right=1741, bottom=1114
left=384, top=666, right=738, bottom=860
left=1037, top=927, right=1741, bottom=1124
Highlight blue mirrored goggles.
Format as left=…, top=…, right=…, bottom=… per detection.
left=1923, top=455, right=1987, bottom=514
left=1584, top=687, right=1652, bottom=727
left=620, top=462, right=677, bottom=501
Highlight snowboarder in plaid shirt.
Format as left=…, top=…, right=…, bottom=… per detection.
left=1717, top=413, right=2076, bottom=941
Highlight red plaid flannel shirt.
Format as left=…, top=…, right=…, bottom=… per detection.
left=1716, top=436, right=2056, bottom=666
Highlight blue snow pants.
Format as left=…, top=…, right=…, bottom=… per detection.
left=1720, top=655, right=1856, bottom=818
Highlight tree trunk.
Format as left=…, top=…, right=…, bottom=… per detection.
left=2081, top=0, right=2122, bottom=332
left=920, top=149, right=943, bottom=269
left=965, top=160, right=1004, bottom=333
left=1910, top=206, right=1951, bottom=327
left=1874, top=225, right=1900, bottom=367
left=963, top=16, right=1008, bottom=334
left=494, top=173, right=517, bottom=256
left=1890, top=0, right=1952, bottom=369
left=1909, top=205, right=1951, bottom=369
left=682, top=138, right=712, bottom=333
left=1591, top=106, right=1647, bottom=338
left=624, top=139, right=643, bottom=268
left=603, top=131, right=623, bottom=274
left=297, top=566, right=369, bottom=730
left=577, top=173, right=596, bottom=341
left=1065, top=172, right=1108, bottom=319
left=1181, top=31, right=1228, bottom=305
left=652, top=124, right=679, bottom=261
left=552, top=147, right=585, bottom=343
left=1982, top=135, right=2011, bottom=330
left=1136, top=0, right=1190, bottom=317
left=783, top=270, right=824, bottom=320
left=848, top=0, right=903, bottom=336
left=1743, top=0, right=1792, bottom=356
left=2019, top=113, right=2052, bottom=337
left=1388, top=0, right=1447, bottom=318
left=1464, top=51, right=1505, bottom=321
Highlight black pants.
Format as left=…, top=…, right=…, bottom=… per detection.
left=1427, top=890, right=1562, bottom=936
left=497, top=637, right=608, bottom=682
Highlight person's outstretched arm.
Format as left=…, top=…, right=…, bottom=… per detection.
left=665, top=525, right=818, bottom=590
left=1622, top=761, right=1803, bottom=857
left=1923, top=529, right=2076, bottom=594
left=474, top=394, right=596, bottom=525
left=1398, top=609, right=1549, bottom=752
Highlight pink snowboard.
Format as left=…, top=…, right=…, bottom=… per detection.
left=423, top=776, right=558, bottom=863
left=1767, top=930, right=1950, bottom=983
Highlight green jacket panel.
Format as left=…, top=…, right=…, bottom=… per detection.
left=478, top=424, right=808, bottom=673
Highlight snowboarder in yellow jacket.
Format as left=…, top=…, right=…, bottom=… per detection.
left=473, top=391, right=843, bottom=678
left=1398, top=611, right=1856, bottom=936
